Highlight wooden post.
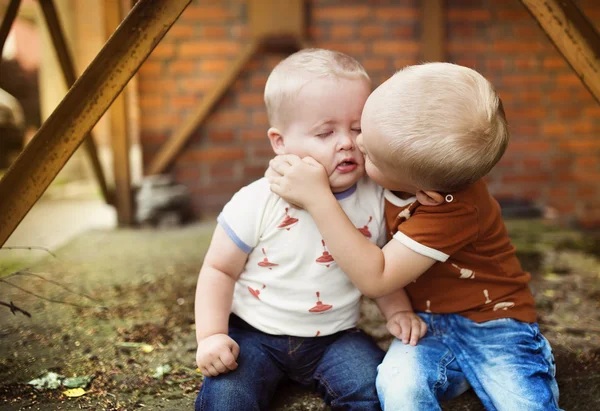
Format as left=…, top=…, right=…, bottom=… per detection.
left=39, top=0, right=112, bottom=204
left=422, top=0, right=445, bottom=62
left=0, top=0, right=191, bottom=247
left=521, top=0, right=600, bottom=104
left=104, top=0, right=133, bottom=225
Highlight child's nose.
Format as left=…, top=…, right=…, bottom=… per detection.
left=337, top=132, right=355, bottom=150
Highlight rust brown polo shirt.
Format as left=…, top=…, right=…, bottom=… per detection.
left=384, top=179, right=537, bottom=323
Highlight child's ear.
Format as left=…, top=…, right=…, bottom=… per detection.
left=267, top=127, right=286, bottom=155
left=416, top=190, right=445, bottom=206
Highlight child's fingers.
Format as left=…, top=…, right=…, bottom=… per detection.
left=205, top=364, right=220, bottom=377
left=212, top=358, right=230, bottom=374
left=419, top=320, right=428, bottom=338
left=269, top=158, right=292, bottom=174
left=409, top=317, right=422, bottom=346
left=220, top=349, right=239, bottom=371
left=387, top=321, right=401, bottom=339
left=400, top=318, right=412, bottom=344
left=301, top=156, right=322, bottom=168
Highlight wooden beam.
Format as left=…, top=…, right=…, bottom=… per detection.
left=104, top=0, right=133, bottom=225
left=0, top=0, right=21, bottom=57
left=422, top=0, right=445, bottom=62
left=521, top=0, right=600, bottom=104
left=0, top=0, right=191, bottom=247
left=147, top=39, right=260, bottom=175
left=39, top=0, right=112, bottom=204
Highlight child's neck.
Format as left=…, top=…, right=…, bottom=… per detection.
left=392, top=191, right=415, bottom=200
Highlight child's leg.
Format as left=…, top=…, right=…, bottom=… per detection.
left=195, top=317, right=285, bottom=411
left=312, top=328, right=385, bottom=410
left=376, top=319, right=471, bottom=411
left=445, top=315, right=562, bottom=411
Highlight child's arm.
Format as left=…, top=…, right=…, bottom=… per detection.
left=195, top=225, right=247, bottom=376
left=268, top=155, right=436, bottom=298
left=375, top=289, right=427, bottom=346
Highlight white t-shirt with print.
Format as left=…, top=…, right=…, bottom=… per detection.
left=218, top=176, right=385, bottom=337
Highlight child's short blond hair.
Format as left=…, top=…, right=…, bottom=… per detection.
left=264, top=48, right=370, bottom=129
left=366, top=62, right=509, bottom=193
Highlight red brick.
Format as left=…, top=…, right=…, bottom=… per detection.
left=179, top=41, right=240, bottom=57
left=199, top=26, right=228, bottom=38
left=392, top=26, right=415, bottom=37
left=319, top=42, right=367, bottom=55
left=184, top=6, right=234, bottom=21
left=510, top=141, right=550, bottom=152
left=209, top=164, right=235, bottom=178
left=171, top=95, right=196, bottom=108
left=359, top=25, right=384, bottom=38
left=252, top=111, right=269, bottom=127
left=242, top=129, right=267, bottom=141
left=542, top=57, right=567, bottom=70
left=138, top=61, right=162, bottom=76
left=209, top=130, right=235, bottom=142
left=208, top=110, right=248, bottom=127
left=373, top=41, right=419, bottom=55
left=496, top=9, right=530, bottom=20
left=168, top=61, right=195, bottom=74
left=151, top=42, right=175, bottom=58
left=181, top=147, right=245, bottom=163
left=363, top=58, right=387, bottom=72
left=572, top=122, right=593, bottom=134
left=331, top=25, right=355, bottom=39
left=184, top=78, right=217, bottom=93
left=559, top=141, right=600, bottom=151
left=493, top=41, right=545, bottom=53
left=200, top=59, right=230, bottom=72
left=576, top=157, right=598, bottom=168
left=448, top=10, right=491, bottom=21
left=374, top=7, right=418, bottom=20
left=314, top=6, right=371, bottom=21
left=167, top=24, right=194, bottom=39
left=139, top=95, right=163, bottom=110
left=239, top=93, right=264, bottom=107
left=502, top=174, right=549, bottom=183
left=541, top=123, right=568, bottom=136
left=244, top=165, right=267, bottom=180
left=556, top=74, right=583, bottom=86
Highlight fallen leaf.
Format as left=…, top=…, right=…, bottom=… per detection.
left=63, top=375, right=95, bottom=389
left=63, top=388, right=86, bottom=398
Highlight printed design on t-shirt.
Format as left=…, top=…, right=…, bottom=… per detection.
left=493, top=301, right=515, bottom=311
left=451, top=263, right=475, bottom=279
left=316, top=240, right=335, bottom=268
left=483, top=289, right=492, bottom=304
left=277, top=207, right=299, bottom=231
left=248, top=284, right=266, bottom=300
left=315, top=330, right=321, bottom=337
left=357, top=216, right=373, bottom=238
left=309, top=291, right=333, bottom=313
left=258, top=248, right=278, bottom=270
left=425, top=300, right=432, bottom=313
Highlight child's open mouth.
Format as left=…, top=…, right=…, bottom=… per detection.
left=336, top=159, right=358, bottom=173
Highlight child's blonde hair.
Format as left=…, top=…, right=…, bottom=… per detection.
left=367, top=62, right=509, bottom=193
left=264, top=48, right=370, bottom=129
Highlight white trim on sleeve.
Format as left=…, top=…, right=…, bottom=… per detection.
left=393, top=231, right=449, bottom=262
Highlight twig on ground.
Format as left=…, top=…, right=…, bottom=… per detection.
left=4, top=270, right=99, bottom=302
left=0, top=300, right=31, bottom=317
left=0, top=246, right=57, bottom=258
left=0, top=279, right=98, bottom=309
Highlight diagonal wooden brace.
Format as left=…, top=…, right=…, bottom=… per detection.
left=0, top=0, right=192, bottom=247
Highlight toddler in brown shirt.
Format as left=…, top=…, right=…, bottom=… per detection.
left=267, top=62, right=562, bottom=410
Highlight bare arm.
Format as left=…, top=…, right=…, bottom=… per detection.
left=194, top=225, right=248, bottom=376
left=268, top=155, right=436, bottom=298
left=375, top=288, right=427, bottom=345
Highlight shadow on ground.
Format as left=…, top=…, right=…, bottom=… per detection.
left=0, top=219, right=598, bottom=410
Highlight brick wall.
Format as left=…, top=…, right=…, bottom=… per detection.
left=137, top=0, right=600, bottom=227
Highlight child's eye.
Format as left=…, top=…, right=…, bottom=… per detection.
left=351, top=128, right=362, bottom=133
left=316, top=131, right=333, bottom=138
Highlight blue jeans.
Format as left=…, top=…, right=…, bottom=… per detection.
left=195, top=314, right=384, bottom=410
left=376, top=313, right=562, bottom=411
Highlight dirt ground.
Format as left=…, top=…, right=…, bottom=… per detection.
left=0, top=219, right=598, bottom=410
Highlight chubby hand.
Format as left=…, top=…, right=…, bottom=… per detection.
left=196, top=333, right=240, bottom=377
left=386, top=310, right=428, bottom=346
left=266, top=154, right=330, bottom=210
